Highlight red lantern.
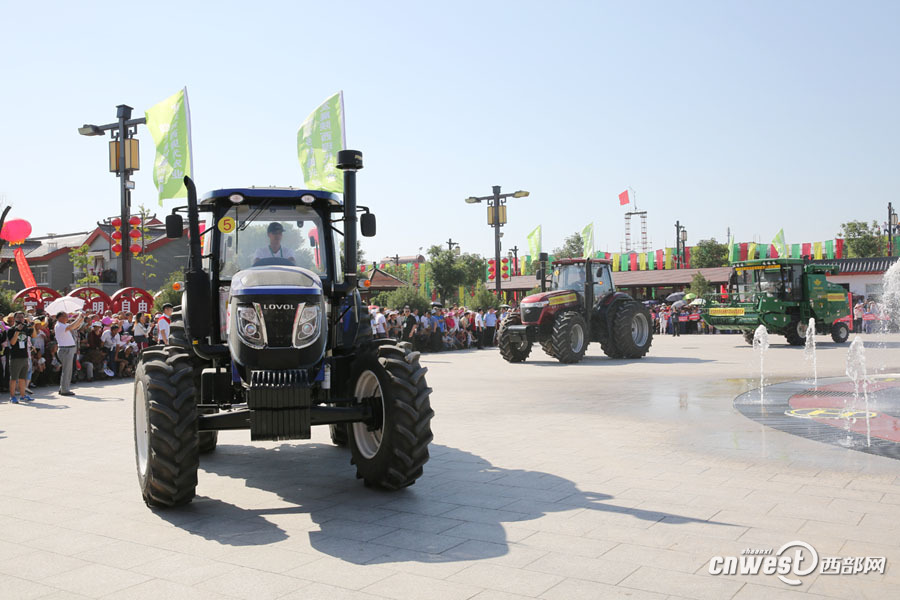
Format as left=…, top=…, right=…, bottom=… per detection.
left=112, top=230, right=122, bottom=241
left=128, top=216, right=141, bottom=227
left=112, top=243, right=122, bottom=256
left=111, top=217, right=121, bottom=230
left=130, top=244, right=141, bottom=254
left=129, top=229, right=141, bottom=239
left=0, top=219, right=32, bottom=245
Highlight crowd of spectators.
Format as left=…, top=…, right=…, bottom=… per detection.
left=368, top=304, right=508, bottom=352
left=2, top=304, right=174, bottom=403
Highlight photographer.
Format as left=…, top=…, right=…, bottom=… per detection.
left=6, top=312, right=36, bottom=403
left=55, top=310, right=85, bottom=396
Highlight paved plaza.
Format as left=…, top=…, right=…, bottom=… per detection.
left=2, top=333, right=899, bottom=600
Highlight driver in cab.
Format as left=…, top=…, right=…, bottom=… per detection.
left=253, top=222, right=296, bottom=266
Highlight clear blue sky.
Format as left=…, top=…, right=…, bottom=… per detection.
left=1, top=0, right=898, bottom=262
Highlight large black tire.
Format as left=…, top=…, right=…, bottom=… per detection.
left=784, top=319, right=806, bottom=346
left=597, top=321, right=624, bottom=358
left=497, top=315, right=532, bottom=363
left=348, top=344, right=433, bottom=490
left=540, top=339, right=556, bottom=358
left=170, top=308, right=218, bottom=454
left=134, top=346, right=199, bottom=507
left=743, top=330, right=755, bottom=345
left=831, top=322, right=850, bottom=344
left=330, top=424, right=349, bottom=446
left=550, top=312, right=588, bottom=364
left=611, top=302, right=653, bottom=359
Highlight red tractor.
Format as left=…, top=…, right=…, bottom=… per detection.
left=498, top=257, right=653, bottom=363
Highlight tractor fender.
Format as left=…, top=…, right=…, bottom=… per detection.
left=594, top=292, right=635, bottom=330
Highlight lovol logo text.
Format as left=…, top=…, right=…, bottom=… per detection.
left=262, top=304, right=294, bottom=310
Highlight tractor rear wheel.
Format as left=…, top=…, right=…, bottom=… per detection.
left=348, top=344, right=433, bottom=490
left=598, top=321, right=623, bottom=358
left=611, top=302, right=653, bottom=359
left=134, top=346, right=199, bottom=507
left=498, top=315, right=532, bottom=363
left=743, top=330, right=755, bottom=345
left=540, top=339, right=556, bottom=358
left=550, top=312, right=588, bottom=364
left=170, top=307, right=218, bottom=454
left=784, top=320, right=806, bottom=346
left=831, top=322, right=850, bottom=344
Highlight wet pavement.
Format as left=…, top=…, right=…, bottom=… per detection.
left=1, top=332, right=899, bottom=599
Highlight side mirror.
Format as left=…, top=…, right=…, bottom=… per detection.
left=360, top=213, right=376, bottom=237
left=165, top=214, right=184, bottom=238
left=308, top=236, right=317, bottom=248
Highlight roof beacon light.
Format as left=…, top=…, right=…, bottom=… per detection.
left=228, top=194, right=244, bottom=204
left=301, top=194, right=316, bottom=204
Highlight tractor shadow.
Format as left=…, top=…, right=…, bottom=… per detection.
left=525, top=355, right=714, bottom=367
left=183, top=443, right=736, bottom=564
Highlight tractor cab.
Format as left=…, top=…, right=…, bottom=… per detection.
left=549, top=258, right=614, bottom=306
left=729, top=259, right=804, bottom=304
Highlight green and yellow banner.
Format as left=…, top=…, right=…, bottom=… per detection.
left=145, top=87, right=193, bottom=204
left=297, top=91, right=345, bottom=193
left=527, top=225, right=542, bottom=259
left=581, top=223, right=594, bottom=258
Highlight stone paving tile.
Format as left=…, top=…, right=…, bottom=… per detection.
left=516, top=531, right=616, bottom=558
left=0, top=549, right=90, bottom=582
left=40, top=563, right=152, bottom=598
left=215, top=543, right=321, bottom=573
left=731, top=583, right=830, bottom=599
left=523, top=550, right=639, bottom=584
left=0, top=574, right=57, bottom=600
left=195, top=566, right=308, bottom=600
left=363, top=572, right=482, bottom=600
left=365, top=548, right=472, bottom=578
left=372, top=512, right=466, bottom=535
left=286, top=556, right=396, bottom=590
left=619, top=566, right=744, bottom=600
left=447, top=563, right=563, bottom=597
left=368, top=528, right=469, bottom=555
left=130, top=553, right=229, bottom=586
left=441, top=539, right=548, bottom=568
left=278, top=581, right=387, bottom=600
left=602, top=543, right=709, bottom=574
left=110, top=578, right=226, bottom=600
left=540, top=577, right=669, bottom=600
left=72, top=539, right=177, bottom=570
left=440, top=521, right=537, bottom=544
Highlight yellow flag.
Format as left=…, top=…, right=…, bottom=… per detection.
left=748, top=242, right=757, bottom=260
left=665, top=248, right=674, bottom=269
left=814, top=241, right=823, bottom=259
left=612, top=253, right=620, bottom=272
left=639, top=253, right=647, bottom=270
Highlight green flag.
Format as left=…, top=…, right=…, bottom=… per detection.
left=648, top=250, right=656, bottom=270
left=527, top=225, right=542, bottom=259
left=772, top=229, right=787, bottom=259
left=825, top=239, right=834, bottom=259
left=791, top=243, right=801, bottom=258
left=297, top=91, right=345, bottom=193
left=581, top=223, right=594, bottom=258
left=145, top=87, right=193, bottom=204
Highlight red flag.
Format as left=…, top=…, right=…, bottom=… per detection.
left=656, top=249, right=664, bottom=269
left=14, top=247, right=36, bottom=288
left=618, top=190, right=629, bottom=205
left=739, top=243, right=748, bottom=261
left=629, top=253, right=638, bottom=271
left=802, top=243, right=812, bottom=258
left=769, top=244, right=779, bottom=258
left=835, top=238, right=844, bottom=259
left=684, top=247, right=691, bottom=268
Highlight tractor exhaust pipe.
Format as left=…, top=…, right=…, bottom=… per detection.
left=184, top=176, right=203, bottom=275
left=337, top=150, right=363, bottom=289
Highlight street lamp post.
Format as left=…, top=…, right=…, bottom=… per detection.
left=509, top=245, right=519, bottom=275
left=446, top=238, right=459, bottom=253
left=675, top=221, right=688, bottom=269
left=888, top=202, right=898, bottom=257
left=78, top=104, right=146, bottom=288
left=465, top=186, right=529, bottom=294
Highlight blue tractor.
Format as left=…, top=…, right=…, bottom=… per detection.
left=133, top=151, right=434, bottom=507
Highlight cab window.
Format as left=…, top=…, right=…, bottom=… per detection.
left=593, top=265, right=613, bottom=297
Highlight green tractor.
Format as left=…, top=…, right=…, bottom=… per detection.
left=133, top=150, right=434, bottom=507
left=700, top=258, right=852, bottom=345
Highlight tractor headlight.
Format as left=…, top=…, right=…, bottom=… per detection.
left=293, top=303, right=321, bottom=348
left=237, top=304, right=265, bottom=348
left=521, top=300, right=549, bottom=308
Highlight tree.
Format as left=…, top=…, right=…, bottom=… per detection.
left=425, top=245, right=486, bottom=302
left=470, top=282, right=500, bottom=311
left=373, top=285, right=430, bottom=314
left=154, top=268, right=184, bottom=312
left=0, top=289, right=22, bottom=315
left=839, top=220, right=885, bottom=258
left=69, top=244, right=99, bottom=285
left=688, top=272, right=712, bottom=298
left=133, top=205, right=159, bottom=281
left=340, top=239, right=365, bottom=268
left=553, top=232, right=583, bottom=259
left=691, top=238, right=728, bottom=268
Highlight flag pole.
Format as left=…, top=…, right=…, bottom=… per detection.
left=628, top=186, right=638, bottom=211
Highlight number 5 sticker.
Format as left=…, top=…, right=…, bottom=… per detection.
left=217, top=216, right=236, bottom=234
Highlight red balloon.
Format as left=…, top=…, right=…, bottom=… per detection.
left=129, top=229, right=141, bottom=239
left=128, top=216, right=141, bottom=227
left=0, top=219, right=32, bottom=244
left=129, top=244, right=141, bottom=254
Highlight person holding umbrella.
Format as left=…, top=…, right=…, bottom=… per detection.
left=54, top=310, right=85, bottom=397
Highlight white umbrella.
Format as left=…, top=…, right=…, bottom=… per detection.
left=690, top=298, right=706, bottom=306
left=45, top=296, right=85, bottom=315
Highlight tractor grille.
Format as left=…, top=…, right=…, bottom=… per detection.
left=521, top=307, right=543, bottom=323
left=261, top=306, right=296, bottom=347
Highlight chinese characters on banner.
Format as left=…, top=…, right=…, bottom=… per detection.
left=297, top=92, right=346, bottom=193
left=145, top=88, right=193, bottom=204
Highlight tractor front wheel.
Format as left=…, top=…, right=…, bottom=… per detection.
left=498, top=315, right=532, bottom=363
left=134, top=346, right=199, bottom=507
left=348, top=344, right=433, bottom=490
left=831, top=322, right=850, bottom=344
left=611, top=302, right=653, bottom=359
left=550, top=312, right=588, bottom=364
